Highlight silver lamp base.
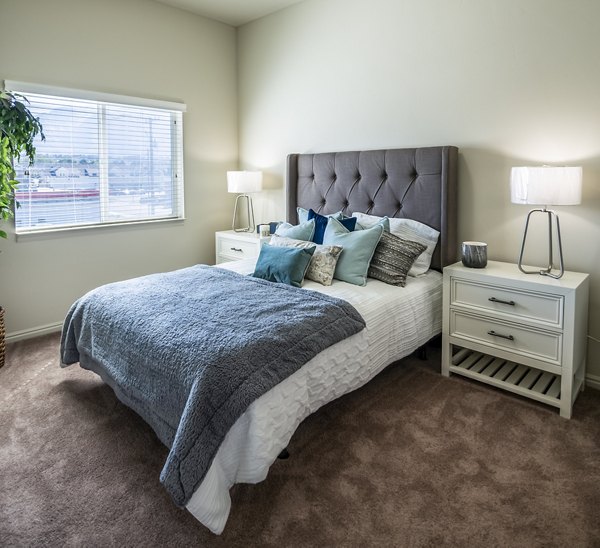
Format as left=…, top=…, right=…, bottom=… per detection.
left=232, top=194, right=255, bottom=232
left=517, top=207, right=564, bottom=279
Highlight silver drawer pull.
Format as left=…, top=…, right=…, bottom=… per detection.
left=230, top=247, right=243, bottom=252
left=489, top=297, right=515, bottom=306
left=488, top=330, right=514, bottom=341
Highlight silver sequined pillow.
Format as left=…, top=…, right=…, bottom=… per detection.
left=269, top=235, right=343, bottom=286
left=368, top=231, right=427, bottom=287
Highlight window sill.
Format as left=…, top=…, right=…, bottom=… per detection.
left=14, top=216, right=185, bottom=241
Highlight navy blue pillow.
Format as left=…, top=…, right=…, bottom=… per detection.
left=308, top=209, right=357, bottom=244
left=252, top=244, right=316, bottom=287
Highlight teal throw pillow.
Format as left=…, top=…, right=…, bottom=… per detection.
left=323, top=217, right=384, bottom=286
left=252, top=244, right=316, bottom=287
left=274, top=219, right=315, bottom=241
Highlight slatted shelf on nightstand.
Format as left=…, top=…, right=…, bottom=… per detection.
left=449, top=347, right=562, bottom=408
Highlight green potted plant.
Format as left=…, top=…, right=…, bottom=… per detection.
left=0, top=88, right=45, bottom=366
left=1, top=90, right=45, bottom=238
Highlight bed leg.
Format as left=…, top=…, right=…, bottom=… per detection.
left=277, top=448, right=290, bottom=459
left=418, top=345, right=427, bottom=360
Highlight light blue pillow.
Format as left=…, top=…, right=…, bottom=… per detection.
left=356, top=216, right=390, bottom=232
left=275, top=219, right=315, bottom=241
left=252, top=244, right=316, bottom=287
left=323, top=217, right=384, bottom=286
left=297, top=207, right=310, bottom=224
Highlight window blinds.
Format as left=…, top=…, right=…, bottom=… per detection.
left=6, top=82, right=185, bottom=234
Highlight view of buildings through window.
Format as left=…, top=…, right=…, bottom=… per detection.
left=13, top=91, right=184, bottom=233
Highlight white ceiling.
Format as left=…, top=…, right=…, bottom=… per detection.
left=153, top=0, right=305, bottom=26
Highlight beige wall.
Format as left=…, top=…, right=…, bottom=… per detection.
left=2, top=0, right=599, bottom=381
left=0, top=0, right=238, bottom=337
left=237, top=0, right=600, bottom=378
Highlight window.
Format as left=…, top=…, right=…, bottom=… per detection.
left=7, top=81, right=185, bottom=234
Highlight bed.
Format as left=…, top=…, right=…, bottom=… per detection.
left=61, top=145, right=458, bottom=534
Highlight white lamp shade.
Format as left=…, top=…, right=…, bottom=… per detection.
left=510, top=166, right=582, bottom=206
left=227, top=171, right=263, bottom=193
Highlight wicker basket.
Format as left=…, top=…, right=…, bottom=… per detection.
left=0, top=306, right=5, bottom=368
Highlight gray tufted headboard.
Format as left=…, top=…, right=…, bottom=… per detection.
left=286, top=146, right=458, bottom=272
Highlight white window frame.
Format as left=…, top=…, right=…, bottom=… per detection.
left=6, top=81, right=187, bottom=236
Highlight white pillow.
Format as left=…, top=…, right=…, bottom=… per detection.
left=352, top=212, right=439, bottom=276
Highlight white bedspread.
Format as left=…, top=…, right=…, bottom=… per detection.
left=186, top=260, right=442, bottom=533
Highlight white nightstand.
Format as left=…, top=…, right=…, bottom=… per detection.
left=215, top=230, right=266, bottom=265
left=441, top=261, right=589, bottom=418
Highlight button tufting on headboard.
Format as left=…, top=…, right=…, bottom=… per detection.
left=286, top=146, right=458, bottom=271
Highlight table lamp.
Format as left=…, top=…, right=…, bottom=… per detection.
left=510, top=166, right=582, bottom=279
left=227, top=170, right=263, bottom=232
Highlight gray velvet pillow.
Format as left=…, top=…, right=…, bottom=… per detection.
left=269, top=235, right=343, bottom=286
left=368, top=231, right=427, bottom=287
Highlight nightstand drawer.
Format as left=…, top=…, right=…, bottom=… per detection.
left=449, top=310, right=562, bottom=364
left=451, top=278, right=563, bottom=328
left=217, top=236, right=259, bottom=261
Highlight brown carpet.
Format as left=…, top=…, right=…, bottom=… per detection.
left=1, top=333, right=599, bottom=547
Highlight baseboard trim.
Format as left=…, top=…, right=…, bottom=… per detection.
left=585, top=373, right=600, bottom=391
left=6, top=322, right=63, bottom=344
